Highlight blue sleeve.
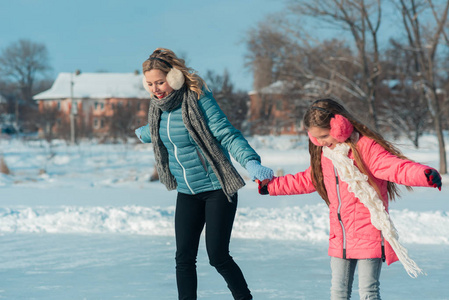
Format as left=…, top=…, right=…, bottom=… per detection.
left=198, top=91, right=260, bottom=167
left=137, top=124, right=152, bottom=143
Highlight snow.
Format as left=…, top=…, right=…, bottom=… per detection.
left=33, top=72, right=150, bottom=100
left=0, top=135, right=448, bottom=299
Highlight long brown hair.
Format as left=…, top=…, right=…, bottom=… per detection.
left=142, top=48, right=208, bottom=99
left=303, top=99, right=411, bottom=205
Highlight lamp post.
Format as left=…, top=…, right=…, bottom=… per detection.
left=70, top=70, right=80, bottom=145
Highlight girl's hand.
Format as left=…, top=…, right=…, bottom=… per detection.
left=425, top=169, right=442, bottom=191
left=256, top=179, right=269, bottom=195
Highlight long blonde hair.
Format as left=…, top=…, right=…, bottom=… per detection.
left=142, top=48, right=208, bottom=99
left=303, top=99, right=411, bottom=205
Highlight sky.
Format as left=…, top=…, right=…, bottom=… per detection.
left=0, top=0, right=287, bottom=92
left=0, top=1, right=409, bottom=93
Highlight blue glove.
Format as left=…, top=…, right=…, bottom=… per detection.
left=135, top=127, right=144, bottom=143
left=246, top=160, right=274, bottom=182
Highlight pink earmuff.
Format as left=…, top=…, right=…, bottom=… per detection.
left=330, top=114, right=353, bottom=142
left=308, top=132, right=320, bottom=146
left=308, top=114, right=353, bottom=146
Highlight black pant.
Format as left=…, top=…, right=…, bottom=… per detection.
left=175, top=189, right=252, bottom=300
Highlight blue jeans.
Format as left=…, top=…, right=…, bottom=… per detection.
left=330, top=257, right=382, bottom=300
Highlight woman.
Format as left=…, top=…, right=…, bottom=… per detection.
left=135, top=48, right=272, bottom=300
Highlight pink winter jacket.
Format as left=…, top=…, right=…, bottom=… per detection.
left=267, top=136, right=432, bottom=265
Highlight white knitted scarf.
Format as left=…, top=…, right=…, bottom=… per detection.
left=322, top=143, right=424, bottom=278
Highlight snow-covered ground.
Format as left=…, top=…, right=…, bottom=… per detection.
left=0, top=134, right=448, bottom=299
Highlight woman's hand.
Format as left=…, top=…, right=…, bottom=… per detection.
left=245, top=160, right=274, bottom=182
left=135, top=127, right=144, bottom=143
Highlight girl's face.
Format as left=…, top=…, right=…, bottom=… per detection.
left=308, top=126, right=340, bottom=149
left=144, top=69, right=174, bottom=99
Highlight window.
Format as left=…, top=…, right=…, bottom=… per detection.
left=94, top=119, right=104, bottom=129
left=94, top=101, right=105, bottom=111
left=93, top=118, right=104, bottom=129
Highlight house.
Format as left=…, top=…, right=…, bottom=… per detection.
left=248, top=80, right=317, bottom=135
left=33, top=72, right=150, bottom=138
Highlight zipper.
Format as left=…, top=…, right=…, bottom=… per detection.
left=381, top=234, right=386, bottom=262
left=167, top=112, right=194, bottom=194
left=334, top=167, right=347, bottom=259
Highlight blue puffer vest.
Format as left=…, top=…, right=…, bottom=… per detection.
left=139, top=90, right=260, bottom=195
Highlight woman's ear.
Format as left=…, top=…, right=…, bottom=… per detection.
left=166, top=68, right=185, bottom=90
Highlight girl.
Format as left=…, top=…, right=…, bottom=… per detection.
left=258, top=99, right=442, bottom=300
left=135, top=48, right=273, bottom=300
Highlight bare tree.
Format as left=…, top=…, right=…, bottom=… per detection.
left=245, top=21, right=303, bottom=134
left=107, top=101, right=140, bottom=143
left=287, top=0, right=383, bottom=130
left=245, top=20, right=369, bottom=134
left=205, top=70, right=249, bottom=132
left=378, top=40, right=431, bottom=147
left=245, top=20, right=294, bottom=90
left=393, top=0, right=449, bottom=173
left=34, top=105, right=61, bottom=142
left=0, top=39, right=51, bottom=127
left=244, top=1, right=387, bottom=132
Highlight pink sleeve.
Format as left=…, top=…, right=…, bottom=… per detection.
left=360, top=138, right=431, bottom=187
left=267, top=166, right=317, bottom=195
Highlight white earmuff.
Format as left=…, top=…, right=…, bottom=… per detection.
left=166, top=67, right=185, bottom=90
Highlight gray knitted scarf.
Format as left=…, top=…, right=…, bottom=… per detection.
left=148, top=85, right=245, bottom=200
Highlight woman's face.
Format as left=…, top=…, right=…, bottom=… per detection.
left=308, top=126, right=340, bottom=149
left=144, top=69, right=174, bottom=99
